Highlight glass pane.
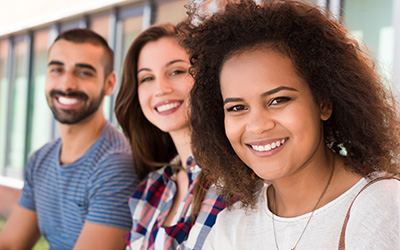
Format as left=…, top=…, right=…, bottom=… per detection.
left=0, top=40, right=9, bottom=174
left=115, top=15, right=143, bottom=98
left=90, top=14, right=113, bottom=120
left=90, top=14, right=110, bottom=42
left=60, top=19, right=82, bottom=32
left=9, top=38, right=29, bottom=178
left=343, top=0, right=394, bottom=83
left=122, top=15, right=143, bottom=60
left=29, top=30, right=52, bottom=157
left=155, top=0, right=187, bottom=24
left=306, top=0, right=322, bottom=6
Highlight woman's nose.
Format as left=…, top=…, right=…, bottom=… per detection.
left=154, top=76, right=173, bottom=96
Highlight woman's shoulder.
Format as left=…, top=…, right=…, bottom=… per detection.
left=344, top=173, right=400, bottom=248
left=350, top=173, right=400, bottom=214
left=362, top=172, right=400, bottom=194
left=216, top=185, right=267, bottom=222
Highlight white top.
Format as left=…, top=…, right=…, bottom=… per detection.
left=203, top=175, right=400, bottom=250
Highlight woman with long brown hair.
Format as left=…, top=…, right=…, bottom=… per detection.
left=114, top=23, right=225, bottom=250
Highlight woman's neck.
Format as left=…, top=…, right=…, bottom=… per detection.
left=268, top=153, right=362, bottom=217
left=169, top=127, right=192, bottom=169
left=162, top=127, right=192, bottom=227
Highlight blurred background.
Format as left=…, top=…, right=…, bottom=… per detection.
left=0, top=0, right=399, bottom=247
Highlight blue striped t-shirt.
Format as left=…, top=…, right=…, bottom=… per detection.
left=19, top=121, right=139, bottom=249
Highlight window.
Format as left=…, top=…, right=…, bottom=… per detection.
left=114, top=10, right=144, bottom=95
left=28, top=29, right=53, bottom=157
left=121, top=15, right=144, bottom=60
left=155, top=0, right=187, bottom=24
left=60, top=18, right=86, bottom=31
left=8, top=37, right=29, bottom=178
left=90, top=13, right=113, bottom=120
left=343, top=0, right=394, bottom=84
left=0, top=40, right=9, bottom=175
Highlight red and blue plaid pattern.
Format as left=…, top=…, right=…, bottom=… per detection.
left=126, top=156, right=226, bottom=250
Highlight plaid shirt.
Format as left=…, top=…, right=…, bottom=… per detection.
left=126, top=156, right=226, bottom=250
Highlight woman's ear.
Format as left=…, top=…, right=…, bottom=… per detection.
left=320, top=100, right=332, bottom=121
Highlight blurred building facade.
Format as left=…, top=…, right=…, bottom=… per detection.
left=0, top=0, right=399, bottom=187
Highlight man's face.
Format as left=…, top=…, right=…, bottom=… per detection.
left=45, top=40, right=111, bottom=124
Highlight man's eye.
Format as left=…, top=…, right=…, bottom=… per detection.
left=50, top=67, right=63, bottom=73
left=227, top=105, right=247, bottom=112
left=79, top=71, right=94, bottom=77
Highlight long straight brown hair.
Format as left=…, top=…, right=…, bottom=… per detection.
left=115, top=23, right=208, bottom=218
left=115, top=23, right=178, bottom=180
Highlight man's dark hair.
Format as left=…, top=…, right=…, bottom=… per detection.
left=54, top=28, right=114, bottom=76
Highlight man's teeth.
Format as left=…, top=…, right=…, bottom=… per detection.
left=58, top=96, right=79, bottom=105
left=156, top=102, right=180, bottom=112
left=251, top=139, right=286, bottom=152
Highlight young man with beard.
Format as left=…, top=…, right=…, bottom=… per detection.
left=0, top=29, right=139, bottom=250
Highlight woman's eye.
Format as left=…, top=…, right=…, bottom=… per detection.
left=171, top=69, right=187, bottom=76
left=139, top=76, right=153, bottom=84
left=227, top=105, right=247, bottom=112
left=270, top=97, right=291, bottom=106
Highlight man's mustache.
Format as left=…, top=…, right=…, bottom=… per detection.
left=50, top=90, right=88, bottom=101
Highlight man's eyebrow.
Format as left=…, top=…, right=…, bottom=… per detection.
left=75, top=63, right=96, bottom=72
left=48, top=61, right=97, bottom=73
left=48, top=60, right=64, bottom=67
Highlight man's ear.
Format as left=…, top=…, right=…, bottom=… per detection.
left=320, top=99, right=333, bottom=121
left=104, top=71, right=116, bottom=96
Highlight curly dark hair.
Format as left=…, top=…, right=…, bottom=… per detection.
left=178, top=0, right=400, bottom=208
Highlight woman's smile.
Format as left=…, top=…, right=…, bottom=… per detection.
left=154, top=100, right=183, bottom=114
left=247, top=138, right=288, bottom=153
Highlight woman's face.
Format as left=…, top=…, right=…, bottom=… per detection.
left=220, top=48, right=331, bottom=181
left=137, top=37, right=193, bottom=134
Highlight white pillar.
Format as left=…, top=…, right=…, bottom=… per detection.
left=328, top=0, right=343, bottom=21
left=393, top=0, right=400, bottom=95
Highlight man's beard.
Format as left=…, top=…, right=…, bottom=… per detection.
left=47, top=88, right=105, bottom=125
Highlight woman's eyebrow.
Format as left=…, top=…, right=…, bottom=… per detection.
left=223, top=86, right=298, bottom=105
left=137, top=68, right=150, bottom=74
left=137, top=59, right=188, bottom=74
left=261, top=86, right=298, bottom=97
left=166, top=59, right=188, bottom=67
left=224, top=97, right=243, bottom=105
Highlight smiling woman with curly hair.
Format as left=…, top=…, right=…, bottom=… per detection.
left=178, top=0, right=400, bottom=249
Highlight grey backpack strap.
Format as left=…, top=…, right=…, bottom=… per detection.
left=338, top=176, right=400, bottom=250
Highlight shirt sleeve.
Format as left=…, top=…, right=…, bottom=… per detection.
left=85, top=153, right=139, bottom=230
left=346, top=178, right=400, bottom=249
left=18, top=152, right=38, bottom=212
left=199, top=220, right=216, bottom=250
left=180, top=186, right=226, bottom=250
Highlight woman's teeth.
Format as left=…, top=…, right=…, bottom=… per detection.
left=156, top=102, right=180, bottom=112
left=251, top=139, right=287, bottom=152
